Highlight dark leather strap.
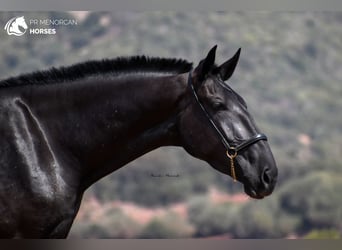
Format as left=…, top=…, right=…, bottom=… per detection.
left=235, top=133, right=268, bottom=152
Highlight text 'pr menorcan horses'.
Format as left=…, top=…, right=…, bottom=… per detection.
left=0, top=46, right=277, bottom=238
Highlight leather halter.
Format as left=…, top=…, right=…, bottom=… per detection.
left=187, top=72, right=268, bottom=181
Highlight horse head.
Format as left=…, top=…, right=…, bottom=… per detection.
left=179, top=46, right=278, bottom=199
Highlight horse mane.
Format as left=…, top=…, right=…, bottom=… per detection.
left=0, top=56, right=193, bottom=87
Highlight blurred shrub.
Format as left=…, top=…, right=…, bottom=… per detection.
left=187, top=192, right=301, bottom=238
left=279, top=172, right=342, bottom=231
left=139, top=212, right=194, bottom=238
left=187, top=196, right=240, bottom=237
left=71, top=207, right=141, bottom=238
left=70, top=221, right=111, bottom=238
left=101, top=208, right=142, bottom=238
left=304, top=229, right=341, bottom=239
left=229, top=197, right=300, bottom=238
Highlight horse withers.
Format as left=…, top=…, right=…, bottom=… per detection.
left=0, top=46, right=277, bottom=238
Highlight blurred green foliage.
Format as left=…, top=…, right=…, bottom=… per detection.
left=0, top=11, right=341, bottom=238
left=70, top=207, right=142, bottom=238
left=188, top=196, right=239, bottom=237
left=304, top=229, right=341, bottom=239
left=279, top=172, right=342, bottom=232
left=139, top=212, right=194, bottom=238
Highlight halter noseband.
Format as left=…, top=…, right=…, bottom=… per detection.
left=187, top=72, right=268, bottom=182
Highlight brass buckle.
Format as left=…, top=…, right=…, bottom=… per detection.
left=226, top=148, right=238, bottom=182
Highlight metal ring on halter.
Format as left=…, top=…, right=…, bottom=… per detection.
left=226, top=149, right=238, bottom=182
left=226, top=147, right=237, bottom=159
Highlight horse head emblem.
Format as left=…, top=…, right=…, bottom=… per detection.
left=4, top=16, right=28, bottom=36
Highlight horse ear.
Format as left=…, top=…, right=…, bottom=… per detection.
left=217, top=48, right=241, bottom=81
left=193, top=45, right=217, bottom=83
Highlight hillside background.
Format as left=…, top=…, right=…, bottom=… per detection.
left=0, top=11, right=341, bottom=238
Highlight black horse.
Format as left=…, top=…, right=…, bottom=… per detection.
left=0, top=46, right=277, bottom=238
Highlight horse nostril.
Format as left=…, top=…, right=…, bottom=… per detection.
left=255, top=168, right=277, bottom=197
left=261, top=168, right=271, bottom=187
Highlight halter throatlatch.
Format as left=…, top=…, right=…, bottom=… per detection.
left=187, top=72, right=268, bottom=182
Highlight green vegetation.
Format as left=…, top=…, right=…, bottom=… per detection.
left=70, top=207, right=142, bottom=238
left=188, top=196, right=239, bottom=237
left=1, top=11, right=341, bottom=238
left=304, top=229, right=341, bottom=239
left=139, top=212, right=194, bottom=238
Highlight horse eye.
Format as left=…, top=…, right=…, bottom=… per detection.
left=212, top=102, right=226, bottom=110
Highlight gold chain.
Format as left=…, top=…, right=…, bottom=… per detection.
left=226, top=150, right=238, bottom=182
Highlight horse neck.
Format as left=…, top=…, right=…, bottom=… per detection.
left=57, top=73, right=189, bottom=189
